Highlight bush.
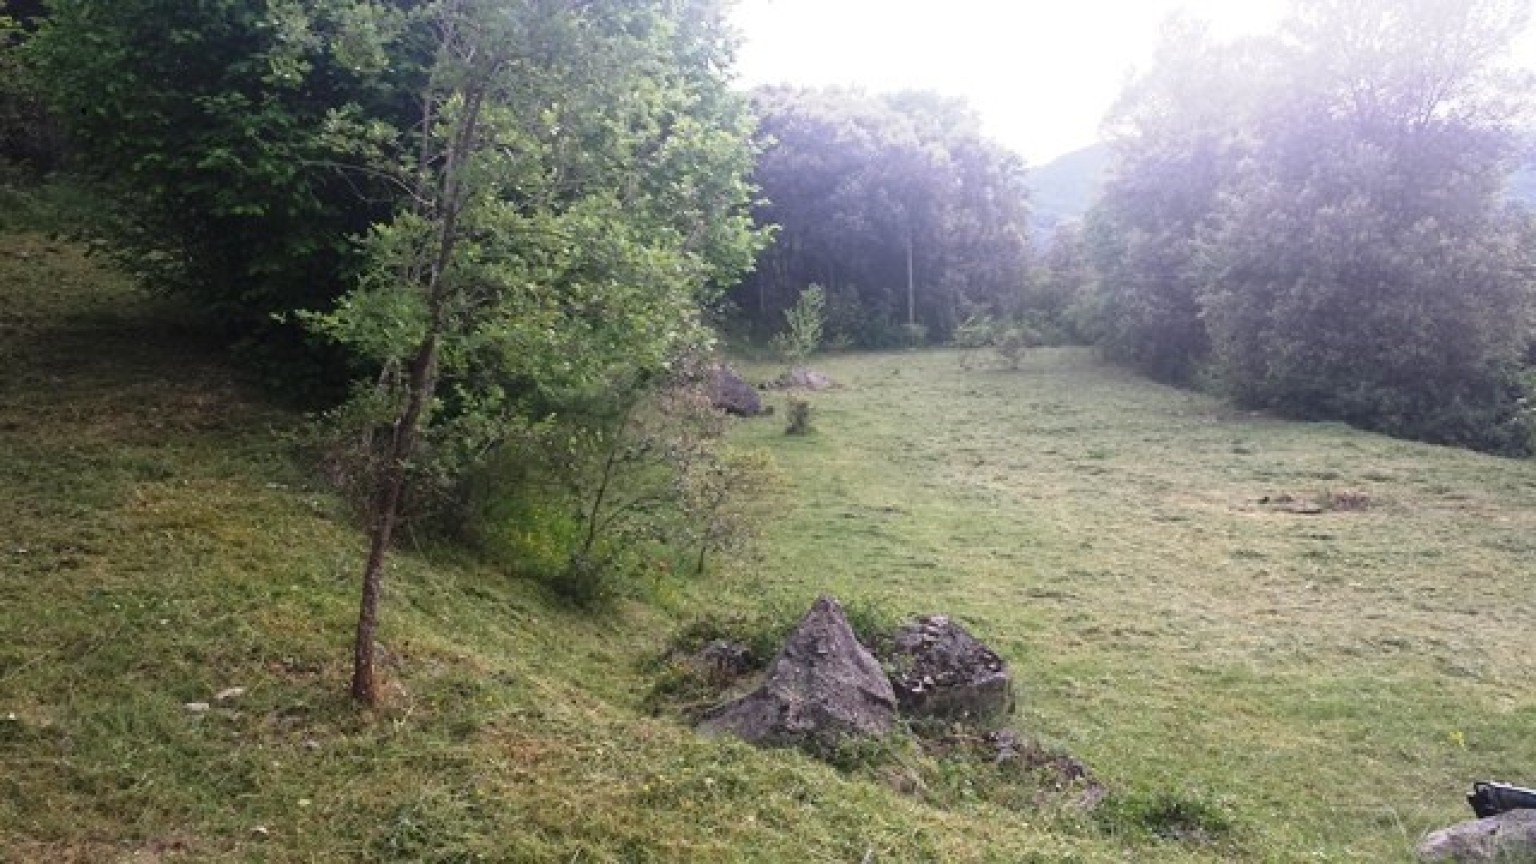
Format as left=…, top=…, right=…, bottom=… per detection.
left=1094, top=786, right=1239, bottom=845
left=461, top=366, right=776, bottom=602
left=771, top=283, right=826, bottom=364
left=785, top=397, right=813, bottom=435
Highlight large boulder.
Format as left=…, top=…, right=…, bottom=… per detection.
left=1417, top=810, right=1536, bottom=862
left=888, top=614, right=1013, bottom=727
left=697, top=596, right=897, bottom=750
left=708, top=365, right=764, bottom=417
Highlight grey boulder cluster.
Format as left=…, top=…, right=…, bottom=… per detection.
left=696, top=595, right=1013, bottom=751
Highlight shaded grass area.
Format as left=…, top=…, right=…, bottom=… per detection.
left=3, top=230, right=1533, bottom=861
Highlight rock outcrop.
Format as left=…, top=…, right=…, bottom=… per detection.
left=1417, top=810, right=1536, bottom=862
left=708, top=365, right=764, bottom=417
left=888, top=614, right=1013, bottom=727
left=697, top=596, right=896, bottom=750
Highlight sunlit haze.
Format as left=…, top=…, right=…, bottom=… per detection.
left=731, top=0, right=1491, bottom=165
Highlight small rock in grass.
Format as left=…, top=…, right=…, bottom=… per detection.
left=184, top=702, right=211, bottom=713
left=215, top=687, right=246, bottom=702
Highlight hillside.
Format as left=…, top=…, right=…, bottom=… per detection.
left=1028, top=143, right=1536, bottom=237
left=1029, top=143, right=1110, bottom=236
left=4, top=228, right=1535, bottom=861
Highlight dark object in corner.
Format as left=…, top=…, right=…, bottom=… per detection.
left=1469, top=782, right=1536, bottom=818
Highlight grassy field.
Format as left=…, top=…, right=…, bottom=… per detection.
left=2, top=228, right=1534, bottom=862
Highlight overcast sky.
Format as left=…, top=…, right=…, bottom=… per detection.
left=726, top=1, right=1299, bottom=165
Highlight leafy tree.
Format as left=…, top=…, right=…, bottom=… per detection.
left=298, top=0, right=761, bottom=703
left=1083, top=20, right=1271, bottom=383
left=772, top=283, right=826, bottom=365
left=0, top=6, right=61, bottom=177
left=738, top=87, right=1030, bottom=348
left=30, top=0, right=430, bottom=386
left=1199, top=0, right=1536, bottom=452
left=1087, top=1, right=1536, bottom=453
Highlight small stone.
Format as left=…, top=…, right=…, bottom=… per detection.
left=303, top=739, right=321, bottom=751
left=251, top=825, right=270, bottom=839
left=184, top=702, right=211, bottom=713
left=215, top=687, right=246, bottom=702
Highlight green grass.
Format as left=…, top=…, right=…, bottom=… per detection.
left=2, top=230, right=1533, bottom=862
left=735, top=351, right=1536, bottom=860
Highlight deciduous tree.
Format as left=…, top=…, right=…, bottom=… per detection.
left=300, top=0, right=761, bottom=703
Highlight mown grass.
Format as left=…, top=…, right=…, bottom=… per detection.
left=734, top=350, right=1536, bottom=860
left=2, top=226, right=1533, bottom=862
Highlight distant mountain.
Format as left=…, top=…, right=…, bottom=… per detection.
left=1028, top=142, right=1536, bottom=238
left=1509, top=164, right=1536, bottom=210
left=1030, top=142, right=1110, bottom=237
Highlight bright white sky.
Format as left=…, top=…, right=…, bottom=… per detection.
left=727, top=0, right=1285, bottom=165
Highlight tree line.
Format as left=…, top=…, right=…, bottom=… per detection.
left=734, top=87, right=1033, bottom=348
left=1080, top=0, right=1536, bottom=455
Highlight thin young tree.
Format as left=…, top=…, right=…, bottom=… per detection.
left=308, top=0, right=762, bottom=704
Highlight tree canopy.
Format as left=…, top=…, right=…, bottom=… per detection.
left=734, top=87, right=1031, bottom=348
left=29, top=0, right=764, bottom=702
left=1084, top=0, right=1536, bottom=453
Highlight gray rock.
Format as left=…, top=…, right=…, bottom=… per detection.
left=775, top=366, right=836, bottom=391
left=1417, top=810, right=1536, bottom=862
left=708, top=365, right=764, bottom=417
left=692, top=639, right=754, bottom=684
left=697, top=595, right=896, bottom=751
left=888, top=614, right=1013, bottom=727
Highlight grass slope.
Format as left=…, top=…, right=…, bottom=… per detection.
left=1, top=231, right=1532, bottom=861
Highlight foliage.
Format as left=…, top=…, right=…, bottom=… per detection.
left=956, top=315, right=1041, bottom=371
left=1085, top=1, right=1536, bottom=453
left=1029, top=221, right=1094, bottom=343
left=283, top=0, right=762, bottom=698
left=1196, top=0, right=1536, bottom=454
left=770, top=283, right=826, bottom=364
left=736, top=87, right=1032, bottom=347
left=784, top=396, right=813, bottom=435
left=465, top=367, right=778, bottom=607
left=0, top=9, right=61, bottom=179
left=1082, top=20, right=1265, bottom=384
left=29, top=0, right=421, bottom=383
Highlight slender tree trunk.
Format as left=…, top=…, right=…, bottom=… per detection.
left=351, top=334, right=439, bottom=705
left=906, top=231, right=915, bottom=328
left=349, top=41, right=492, bottom=705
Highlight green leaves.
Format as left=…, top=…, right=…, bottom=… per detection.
left=739, top=87, right=1030, bottom=348
left=1086, top=0, right=1536, bottom=453
left=302, top=0, right=759, bottom=526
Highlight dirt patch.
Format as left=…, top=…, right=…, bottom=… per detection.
left=1255, top=489, right=1374, bottom=515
